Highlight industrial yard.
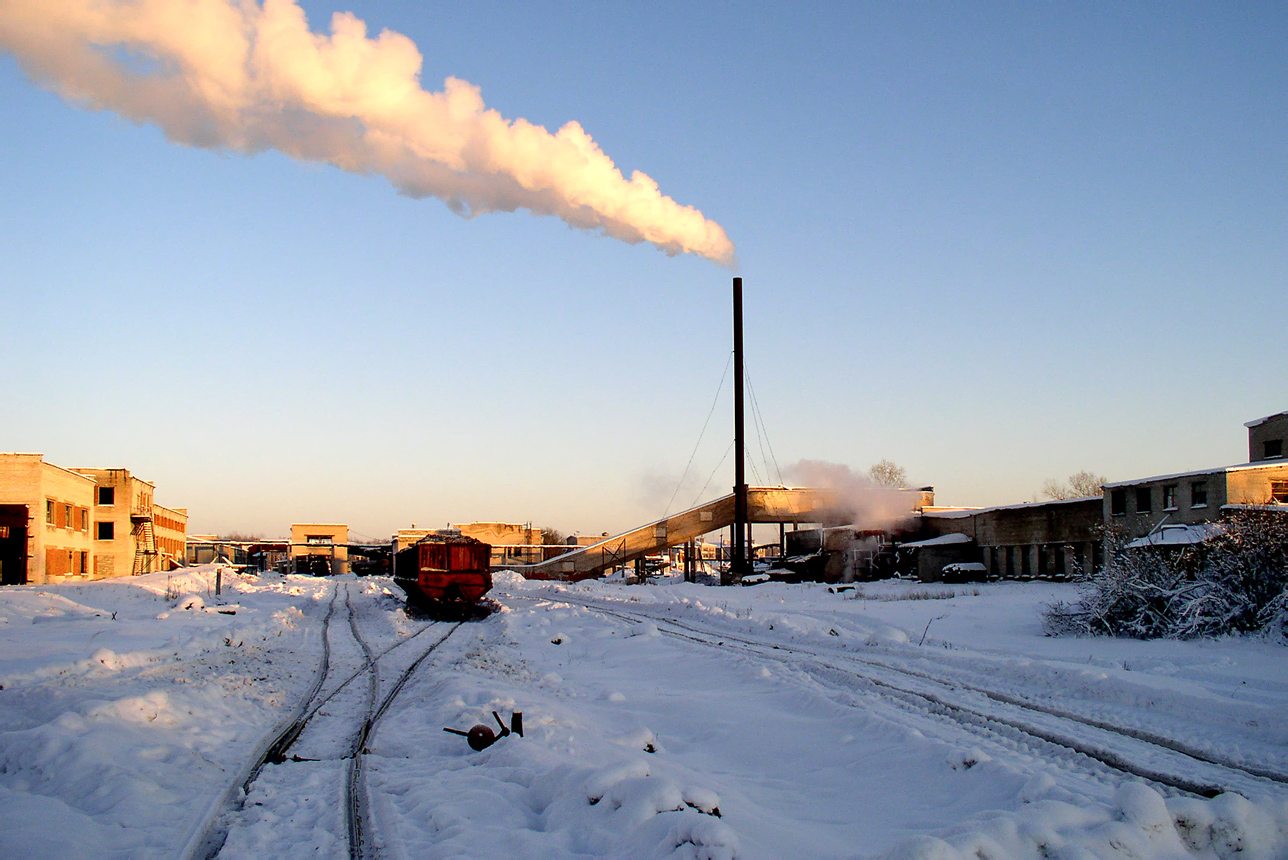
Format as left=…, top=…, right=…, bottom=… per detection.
left=1, top=566, right=1285, bottom=859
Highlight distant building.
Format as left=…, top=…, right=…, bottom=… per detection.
left=452, top=522, right=543, bottom=566
left=290, top=523, right=349, bottom=576
left=908, top=410, right=1288, bottom=581
left=917, top=497, right=1102, bottom=582
left=1104, top=461, right=1288, bottom=540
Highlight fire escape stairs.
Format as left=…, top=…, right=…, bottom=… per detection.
left=132, top=515, right=158, bottom=575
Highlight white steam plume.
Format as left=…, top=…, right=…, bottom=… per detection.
left=0, top=0, right=736, bottom=265
left=784, top=459, right=918, bottom=530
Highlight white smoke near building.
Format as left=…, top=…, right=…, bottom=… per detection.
left=784, top=459, right=919, bottom=530
left=0, top=0, right=736, bottom=266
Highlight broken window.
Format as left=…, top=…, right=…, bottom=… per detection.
left=1191, top=481, right=1208, bottom=507
left=96, top=521, right=114, bottom=541
left=97, top=486, right=115, bottom=506
left=1163, top=485, right=1177, bottom=510
left=1265, top=439, right=1283, bottom=459
left=1110, top=489, right=1126, bottom=516
left=1271, top=481, right=1288, bottom=504
left=1135, top=487, right=1152, bottom=514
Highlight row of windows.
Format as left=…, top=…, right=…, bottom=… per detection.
left=45, top=500, right=90, bottom=532
left=1110, top=480, right=1208, bottom=516
left=45, top=548, right=89, bottom=576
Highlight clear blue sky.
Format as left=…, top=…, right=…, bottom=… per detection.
left=2, top=1, right=1285, bottom=539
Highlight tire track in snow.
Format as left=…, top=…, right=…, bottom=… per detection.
left=540, top=593, right=1288, bottom=799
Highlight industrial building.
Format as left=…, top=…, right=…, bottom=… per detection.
left=0, top=454, right=188, bottom=585
left=906, top=410, right=1288, bottom=582
left=290, top=523, right=350, bottom=576
left=396, top=523, right=545, bottom=567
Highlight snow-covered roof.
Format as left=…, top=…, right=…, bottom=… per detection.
left=899, top=533, right=973, bottom=548
left=1124, top=523, right=1224, bottom=549
left=1103, top=460, right=1288, bottom=490
left=922, top=496, right=1100, bottom=518
left=943, top=562, right=987, bottom=571
left=1245, top=410, right=1288, bottom=428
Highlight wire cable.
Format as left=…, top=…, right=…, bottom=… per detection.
left=690, top=440, right=735, bottom=510
left=745, top=363, right=783, bottom=485
left=664, top=351, right=734, bottom=517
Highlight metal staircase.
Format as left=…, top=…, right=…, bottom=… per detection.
left=132, top=516, right=158, bottom=575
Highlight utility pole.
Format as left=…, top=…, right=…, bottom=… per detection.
left=726, top=276, right=750, bottom=585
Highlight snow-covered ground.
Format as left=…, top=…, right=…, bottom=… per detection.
left=1, top=568, right=1286, bottom=859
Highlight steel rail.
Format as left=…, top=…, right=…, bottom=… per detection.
left=184, top=582, right=342, bottom=860
left=346, top=620, right=465, bottom=860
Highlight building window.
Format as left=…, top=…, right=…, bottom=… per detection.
left=1191, top=481, right=1208, bottom=507
left=1265, top=440, right=1284, bottom=460
left=1272, top=481, right=1288, bottom=504
left=46, top=500, right=54, bottom=524
left=1163, top=485, right=1177, bottom=510
left=1110, top=489, right=1126, bottom=516
left=97, top=486, right=115, bottom=506
left=1135, top=487, right=1152, bottom=514
left=80, top=508, right=89, bottom=531
left=96, top=521, right=114, bottom=541
left=64, top=504, right=72, bottom=528
left=0, top=526, right=8, bottom=539
left=306, top=535, right=333, bottom=545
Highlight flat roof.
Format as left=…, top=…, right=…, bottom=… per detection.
left=1245, top=411, right=1288, bottom=428
left=899, top=533, right=973, bottom=548
left=922, top=496, right=1100, bottom=518
left=1103, top=460, right=1288, bottom=489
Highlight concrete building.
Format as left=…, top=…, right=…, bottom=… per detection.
left=917, top=497, right=1103, bottom=582
left=1104, top=461, right=1288, bottom=540
left=0, top=454, right=96, bottom=585
left=290, top=523, right=349, bottom=576
left=397, top=523, right=546, bottom=567
left=152, top=503, right=188, bottom=570
left=455, top=522, right=543, bottom=566
left=1246, top=410, right=1288, bottom=463
left=909, top=410, right=1288, bottom=581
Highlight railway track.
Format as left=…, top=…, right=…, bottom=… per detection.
left=186, top=582, right=464, bottom=860
left=538, top=592, right=1288, bottom=800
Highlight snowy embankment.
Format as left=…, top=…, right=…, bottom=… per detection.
left=0, top=566, right=331, bottom=858
left=1, top=570, right=1286, bottom=858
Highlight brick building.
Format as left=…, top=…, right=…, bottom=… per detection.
left=0, top=455, right=188, bottom=585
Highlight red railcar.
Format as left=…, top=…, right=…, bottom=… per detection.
left=393, top=533, right=492, bottom=615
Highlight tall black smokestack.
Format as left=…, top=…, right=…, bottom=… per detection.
left=728, top=276, right=750, bottom=584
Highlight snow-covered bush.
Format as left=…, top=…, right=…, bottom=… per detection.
left=1044, top=510, right=1288, bottom=641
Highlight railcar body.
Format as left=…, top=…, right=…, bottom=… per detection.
left=392, top=533, right=493, bottom=617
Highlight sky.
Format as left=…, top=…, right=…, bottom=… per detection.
left=2, top=1, right=1285, bottom=540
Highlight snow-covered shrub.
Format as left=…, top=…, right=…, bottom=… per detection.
left=1044, top=510, right=1288, bottom=641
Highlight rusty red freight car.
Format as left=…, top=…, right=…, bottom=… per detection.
left=393, top=532, right=493, bottom=617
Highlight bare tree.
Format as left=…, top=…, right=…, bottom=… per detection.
left=868, top=459, right=908, bottom=488
left=541, top=527, right=567, bottom=545
left=1068, top=470, right=1107, bottom=497
left=1041, top=470, right=1106, bottom=500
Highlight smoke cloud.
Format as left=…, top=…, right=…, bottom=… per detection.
left=784, top=459, right=919, bottom=531
left=0, top=0, right=736, bottom=265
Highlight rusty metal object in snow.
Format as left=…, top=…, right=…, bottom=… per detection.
left=444, top=711, right=523, bottom=751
